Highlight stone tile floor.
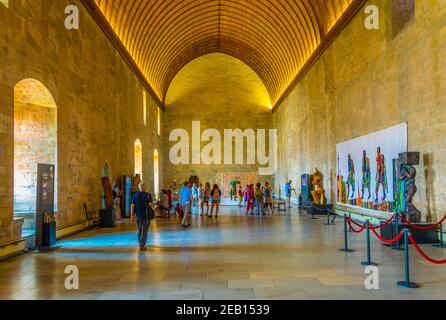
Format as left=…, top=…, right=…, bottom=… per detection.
left=0, top=205, right=445, bottom=300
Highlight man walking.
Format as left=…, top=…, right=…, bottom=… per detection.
left=285, top=180, right=296, bottom=208
left=131, top=182, right=154, bottom=251
left=179, top=181, right=193, bottom=228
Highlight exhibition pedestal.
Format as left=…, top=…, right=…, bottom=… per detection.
left=100, top=208, right=116, bottom=228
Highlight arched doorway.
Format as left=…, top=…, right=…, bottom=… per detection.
left=14, top=79, right=58, bottom=238
left=134, top=139, right=143, bottom=178
left=153, top=149, right=160, bottom=196
left=101, top=161, right=112, bottom=209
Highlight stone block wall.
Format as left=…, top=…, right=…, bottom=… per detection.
left=0, top=0, right=163, bottom=245
left=274, top=0, right=446, bottom=221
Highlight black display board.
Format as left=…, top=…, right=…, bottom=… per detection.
left=121, top=175, right=132, bottom=218
left=35, top=164, right=55, bottom=249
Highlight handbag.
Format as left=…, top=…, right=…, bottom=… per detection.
left=147, top=206, right=155, bottom=220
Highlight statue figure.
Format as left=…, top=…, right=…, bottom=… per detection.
left=347, top=154, right=355, bottom=198
left=311, top=168, right=326, bottom=205
left=361, top=150, right=371, bottom=200
left=375, top=147, right=388, bottom=202
left=400, top=164, right=421, bottom=223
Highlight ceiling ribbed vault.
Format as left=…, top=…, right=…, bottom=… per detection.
left=83, top=0, right=365, bottom=107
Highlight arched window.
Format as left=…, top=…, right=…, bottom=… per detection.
left=14, top=78, right=57, bottom=237
left=153, top=149, right=160, bottom=196
left=134, top=139, right=143, bottom=178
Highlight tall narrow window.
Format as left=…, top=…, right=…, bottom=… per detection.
left=157, top=107, right=161, bottom=135
left=143, top=91, right=147, bottom=126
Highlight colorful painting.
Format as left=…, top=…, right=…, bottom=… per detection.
left=336, top=123, right=408, bottom=212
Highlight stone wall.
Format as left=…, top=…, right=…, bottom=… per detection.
left=163, top=53, right=274, bottom=190
left=0, top=0, right=163, bottom=245
left=274, top=0, right=446, bottom=221
left=14, top=102, right=57, bottom=214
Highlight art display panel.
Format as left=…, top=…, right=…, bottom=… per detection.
left=336, top=123, right=408, bottom=211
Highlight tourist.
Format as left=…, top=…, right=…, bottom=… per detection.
left=201, top=182, right=211, bottom=216
left=264, top=182, right=273, bottom=215
left=191, top=183, right=199, bottom=207
left=209, top=184, right=222, bottom=218
left=246, top=184, right=255, bottom=215
left=179, top=182, right=193, bottom=228
left=156, top=189, right=169, bottom=217
left=285, top=180, right=296, bottom=208
left=130, top=182, right=154, bottom=251
left=237, top=185, right=244, bottom=207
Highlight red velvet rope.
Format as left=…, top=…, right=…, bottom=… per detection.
left=370, top=226, right=404, bottom=244
left=346, top=218, right=366, bottom=233
left=409, top=234, right=446, bottom=265
left=371, top=214, right=396, bottom=230
left=401, top=214, right=446, bottom=231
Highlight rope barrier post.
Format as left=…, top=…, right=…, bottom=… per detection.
left=392, top=212, right=403, bottom=251
left=339, top=214, right=354, bottom=253
left=324, top=209, right=335, bottom=226
left=397, top=229, right=419, bottom=289
left=308, top=206, right=319, bottom=220
left=433, top=222, right=444, bottom=249
left=361, top=220, right=378, bottom=266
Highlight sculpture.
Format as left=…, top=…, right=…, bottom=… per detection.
left=375, top=147, right=388, bottom=202
left=311, top=168, right=326, bottom=205
left=361, top=150, right=371, bottom=200
left=347, top=154, right=355, bottom=198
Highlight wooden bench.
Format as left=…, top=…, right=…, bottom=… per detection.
left=83, top=203, right=101, bottom=229
left=274, top=201, right=286, bottom=212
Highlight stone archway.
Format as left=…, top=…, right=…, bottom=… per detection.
left=153, top=149, right=160, bottom=196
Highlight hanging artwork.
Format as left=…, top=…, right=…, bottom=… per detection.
left=336, top=123, right=408, bottom=211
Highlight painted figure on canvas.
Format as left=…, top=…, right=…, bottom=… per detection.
left=361, top=150, right=371, bottom=200
left=375, top=147, right=388, bottom=202
left=347, top=154, right=355, bottom=198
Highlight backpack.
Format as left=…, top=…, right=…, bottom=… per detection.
left=255, top=188, right=263, bottom=198
left=212, top=189, right=220, bottom=201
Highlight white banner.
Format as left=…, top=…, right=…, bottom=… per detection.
left=336, top=123, right=408, bottom=204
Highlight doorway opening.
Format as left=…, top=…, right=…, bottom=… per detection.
left=153, top=149, right=159, bottom=196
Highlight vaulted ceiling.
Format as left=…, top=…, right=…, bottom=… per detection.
left=82, top=0, right=366, bottom=108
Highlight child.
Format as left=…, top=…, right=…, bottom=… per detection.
left=264, top=182, right=273, bottom=215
